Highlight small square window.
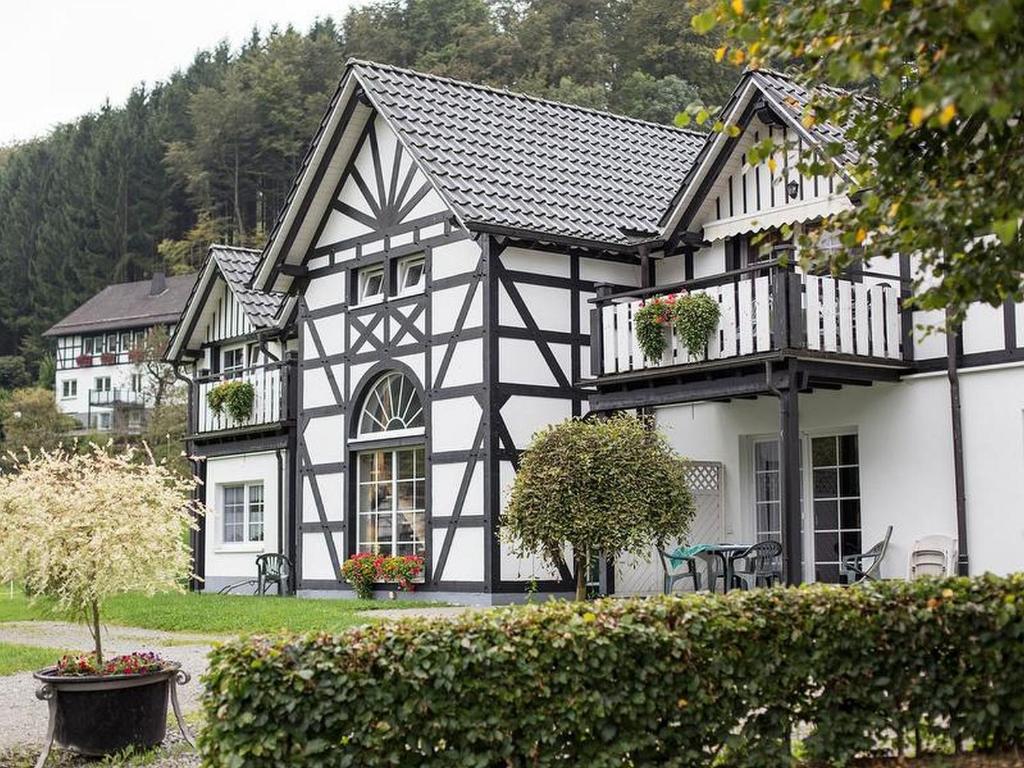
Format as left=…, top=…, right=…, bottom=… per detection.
left=359, top=266, right=385, bottom=304
left=397, top=255, right=426, bottom=295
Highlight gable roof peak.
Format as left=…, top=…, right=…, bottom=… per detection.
left=347, top=58, right=708, bottom=140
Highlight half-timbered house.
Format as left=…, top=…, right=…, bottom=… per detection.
left=44, top=272, right=196, bottom=433
left=170, top=61, right=1024, bottom=601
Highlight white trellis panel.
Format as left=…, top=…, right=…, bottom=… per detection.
left=614, top=461, right=724, bottom=596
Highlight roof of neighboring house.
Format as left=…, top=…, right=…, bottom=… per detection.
left=43, top=273, right=198, bottom=337
left=352, top=60, right=708, bottom=245
left=209, top=245, right=288, bottom=327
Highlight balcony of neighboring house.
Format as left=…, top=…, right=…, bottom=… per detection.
left=192, top=357, right=296, bottom=436
left=587, top=249, right=913, bottom=412
left=88, top=388, right=146, bottom=408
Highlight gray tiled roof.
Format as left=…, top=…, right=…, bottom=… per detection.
left=209, top=245, right=288, bottom=327
left=43, top=273, right=197, bottom=337
left=751, top=69, right=862, bottom=168
left=353, top=60, right=707, bottom=245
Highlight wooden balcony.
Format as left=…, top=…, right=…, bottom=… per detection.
left=588, top=262, right=911, bottom=410
left=193, top=360, right=293, bottom=435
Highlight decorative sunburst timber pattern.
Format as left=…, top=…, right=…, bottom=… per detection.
left=314, top=114, right=447, bottom=250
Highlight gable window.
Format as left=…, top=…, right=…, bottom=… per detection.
left=397, top=254, right=426, bottom=295
left=222, top=482, right=265, bottom=545
left=61, top=380, right=77, bottom=399
left=358, top=372, right=424, bottom=437
left=358, top=266, right=385, bottom=304
left=222, top=348, right=244, bottom=377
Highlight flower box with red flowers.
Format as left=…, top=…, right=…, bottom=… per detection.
left=76, top=354, right=93, bottom=367
left=100, top=351, right=117, bottom=365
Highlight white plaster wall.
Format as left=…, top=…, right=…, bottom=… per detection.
left=204, top=451, right=284, bottom=581
left=655, top=364, right=1024, bottom=580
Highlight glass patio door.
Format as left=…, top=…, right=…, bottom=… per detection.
left=752, top=434, right=862, bottom=583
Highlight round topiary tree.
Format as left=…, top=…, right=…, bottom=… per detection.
left=503, top=414, right=696, bottom=601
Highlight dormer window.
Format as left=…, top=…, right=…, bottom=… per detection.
left=358, top=266, right=385, bottom=304
left=397, top=254, right=425, bottom=295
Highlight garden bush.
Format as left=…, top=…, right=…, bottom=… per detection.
left=200, top=575, right=1024, bottom=767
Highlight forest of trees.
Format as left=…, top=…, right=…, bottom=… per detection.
left=0, top=0, right=729, bottom=377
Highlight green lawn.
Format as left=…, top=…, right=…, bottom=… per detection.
left=0, top=587, right=442, bottom=635
left=0, top=642, right=72, bottom=676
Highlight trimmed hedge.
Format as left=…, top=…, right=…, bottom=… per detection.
left=200, top=576, right=1024, bottom=767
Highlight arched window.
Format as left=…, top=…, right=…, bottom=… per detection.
left=354, top=371, right=426, bottom=560
left=358, top=372, right=424, bottom=437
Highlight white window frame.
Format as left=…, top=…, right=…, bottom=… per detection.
left=355, top=372, right=425, bottom=441
left=61, top=380, right=77, bottom=399
left=357, top=265, right=386, bottom=305
left=219, top=481, right=266, bottom=548
left=94, top=376, right=111, bottom=392
left=222, top=347, right=245, bottom=378
left=396, top=254, right=426, bottom=296
left=356, top=446, right=426, bottom=560
left=130, top=373, right=143, bottom=393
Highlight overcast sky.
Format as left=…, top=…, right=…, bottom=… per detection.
left=0, top=0, right=360, bottom=145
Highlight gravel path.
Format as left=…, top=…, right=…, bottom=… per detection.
left=0, top=621, right=223, bottom=763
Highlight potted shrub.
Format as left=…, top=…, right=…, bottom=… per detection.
left=0, top=446, right=202, bottom=759
left=99, top=351, right=116, bottom=365
left=75, top=353, right=93, bottom=367
left=206, top=380, right=255, bottom=423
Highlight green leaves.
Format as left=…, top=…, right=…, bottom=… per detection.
left=197, top=575, right=1024, bottom=766
left=692, top=10, right=719, bottom=34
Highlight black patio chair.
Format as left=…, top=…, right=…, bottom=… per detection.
left=721, top=540, right=783, bottom=590
left=218, top=553, right=293, bottom=596
left=841, top=526, right=893, bottom=584
left=657, top=549, right=702, bottom=593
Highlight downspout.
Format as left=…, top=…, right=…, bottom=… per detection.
left=945, top=310, right=970, bottom=575
left=173, top=362, right=205, bottom=591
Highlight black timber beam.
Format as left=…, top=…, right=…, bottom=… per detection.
left=589, top=371, right=770, bottom=411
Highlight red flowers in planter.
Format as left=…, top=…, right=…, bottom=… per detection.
left=341, top=553, right=425, bottom=599
left=56, top=651, right=167, bottom=677
left=128, top=346, right=146, bottom=364
left=99, top=352, right=116, bottom=365
left=76, top=354, right=93, bottom=367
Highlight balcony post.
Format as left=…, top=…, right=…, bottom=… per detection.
left=770, top=244, right=804, bottom=350
left=591, top=284, right=614, bottom=378
left=284, top=350, right=299, bottom=422
left=771, top=360, right=804, bottom=585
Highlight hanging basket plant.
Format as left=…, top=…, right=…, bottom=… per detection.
left=633, top=294, right=679, bottom=362
left=673, top=292, right=721, bottom=360
left=206, top=380, right=255, bottom=422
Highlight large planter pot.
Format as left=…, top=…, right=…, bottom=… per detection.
left=33, top=664, right=190, bottom=759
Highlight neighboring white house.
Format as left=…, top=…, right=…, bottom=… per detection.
left=167, top=61, right=1024, bottom=603
left=44, top=272, right=196, bottom=433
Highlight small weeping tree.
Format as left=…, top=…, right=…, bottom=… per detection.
left=503, top=414, right=696, bottom=601
left=0, top=445, right=201, bottom=667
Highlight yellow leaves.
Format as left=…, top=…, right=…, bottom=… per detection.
left=882, top=0, right=891, bottom=9
left=939, top=103, right=957, bottom=126
left=767, top=157, right=778, bottom=173
left=729, top=49, right=746, bottom=66
left=909, top=106, right=927, bottom=128
left=888, top=201, right=901, bottom=218
left=802, top=113, right=817, bottom=129
left=677, top=697, right=689, bottom=708
left=855, top=228, right=867, bottom=245
left=731, top=0, right=745, bottom=15
left=715, top=46, right=727, bottom=63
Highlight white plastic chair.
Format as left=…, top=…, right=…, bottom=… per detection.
left=907, top=534, right=958, bottom=579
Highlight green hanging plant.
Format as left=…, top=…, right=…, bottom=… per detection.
left=206, top=380, right=255, bottom=422
left=633, top=295, right=679, bottom=362
left=673, top=292, right=721, bottom=360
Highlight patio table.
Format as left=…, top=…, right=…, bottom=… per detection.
left=670, top=543, right=753, bottom=594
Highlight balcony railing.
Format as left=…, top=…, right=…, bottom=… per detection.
left=88, top=388, right=146, bottom=407
left=194, top=361, right=291, bottom=434
left=591, top=263, right=905, bottom=378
